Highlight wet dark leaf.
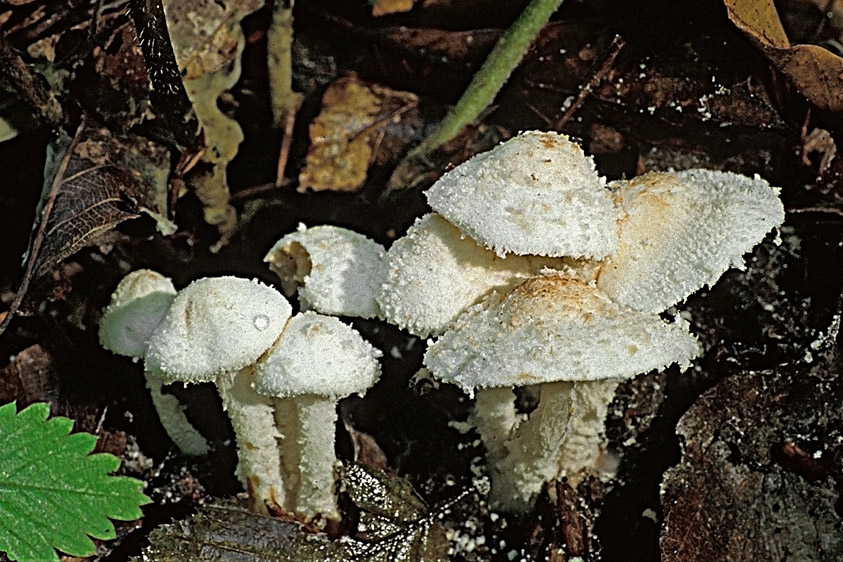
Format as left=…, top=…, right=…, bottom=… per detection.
left=137, top=499, right=342, bottom=562
left=138, top=466, right=451, bottom=562
left=660, top=319, right=843, bottom=562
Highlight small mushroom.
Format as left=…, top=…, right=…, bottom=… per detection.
left=597, top=169, right=785, bottom=313
left=252, top=311, right=381, bottom=522
left=425, top=274, right=700, bottom=511
left=264, top=224, right=385, bottom=319
left=145, top=276, right=292, bottom=514
left=98, top=270, right=208, bottom=455
left=425, top=131, right=620, bottom=259
left=377, top=213, right=572, bottom=337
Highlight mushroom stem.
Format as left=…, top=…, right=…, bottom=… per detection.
left=145, top=374, right=209, bottom=456
left=488, top=378, right=621, bottom=512
left=215, top=366, right=287, bottom=515
left=273, top=394, right=340, bottom=522
left=472, top=387, right=521, bottom=467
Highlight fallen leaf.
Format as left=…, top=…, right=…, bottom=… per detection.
left=299, top=74, right=419, bottom=193
left=341, top=463, right=450, bottom=562
left=660, top=319, right=843, bottom=561
left=137, top=499, right=343, bottom=562
left=138, top=465, right=453, bottom=562
left=725, top=0, right=843, bottom=112
left=0, top=117, right=171, bottom=335
left=372, top=0, right=415, bottom=17
left=0, top=344, right=51, bottom=405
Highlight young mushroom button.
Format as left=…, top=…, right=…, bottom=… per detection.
left=98, top=270, right=209, bottom=456
left=425, top=274, right=700, bottom=512
left=145, top=276, right=292, bottom=515
left=425, top=131, right=620, bottom=259
left=252, top=311, right=381, bottom=523
left=264, top=224, right=385, bottom=319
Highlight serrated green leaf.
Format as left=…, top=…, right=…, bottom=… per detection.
left=0, top=402, right=150, bottom=562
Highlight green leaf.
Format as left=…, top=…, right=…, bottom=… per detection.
left=0, top=402, right=150, bottom=562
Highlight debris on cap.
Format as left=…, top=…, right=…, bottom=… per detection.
left=146, top=277, right=292, bottom=382
left=425, top=274, right=699, bottom=395
left=253, top=311, right=381, bottom=399
left=597, top=169, right=786, bottom=313
left=99, top=269, right=177, bottom=358
left=425, top=131, right=620, bottom=259
left=377, top=213, right=569, bottom=337
left=265, top=224, right=385, bottom=319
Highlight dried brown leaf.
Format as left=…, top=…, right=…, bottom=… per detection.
left=372, top=0, right=415, bottom=17
left=725, top=0, right=843, bottom=112
left=660, top=322, right=843, bottom=561
left=299, top=74, right=418, bottom=193
left=0, top=118, right=171, bottom=335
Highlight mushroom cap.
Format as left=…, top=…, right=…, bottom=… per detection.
left=425, top=131, right=619, bottom=258
left=597, top=169, right=785, bottom=313
left=264, top=224, right=385, bottom=319
left=252, top=312, right=381, bottom=399
left=99, top=269, right=177, bottom=358
left=424, top=275, right=700, bottom=395
left=145, top=277, right=292, bottom=382
left=377, top=213, right=571, bottom=337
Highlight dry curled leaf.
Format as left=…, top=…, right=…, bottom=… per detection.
left=0, top=118, right=171, bottom=335
left=660, top=320, right=843, bottom=561
left=299, top=74, right=419, bottom=193
left=725, top=0, right=843, bottom=112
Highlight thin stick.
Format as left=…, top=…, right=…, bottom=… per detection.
left=554, top=34, right=624, bottom=129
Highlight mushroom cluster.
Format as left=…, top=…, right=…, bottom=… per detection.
left=258, top=131, right=783, bottom=514
left=99, top=272, right=381, bottom=522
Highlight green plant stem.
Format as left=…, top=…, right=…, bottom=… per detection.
left=386, top=0, right=565, bottom=192
left=268, top=0, right=300, bottom=128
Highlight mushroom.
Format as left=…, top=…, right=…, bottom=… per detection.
left=98, top=269, right=208, bottom=455
left=425, top=130, right=620, bottom=259
left=264, top=224, right=385, bottom=319
left=377, top=213, right=576, bottom=337
left=597, top=169, right=786, bottom=313
left=144, top=276, right=292, bottom=514
left=425, top=274, right=700, bottom=511
left=252, top=311, right=381, bottom=522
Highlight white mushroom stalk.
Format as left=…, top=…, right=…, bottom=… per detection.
left=264, top=224, right=385, bottom=319
left=98, top=270, right=209, bottom=456
left=425, top=275, right=700, bottom=511
left=253, top=311, right=381, bottom=522
left=145, top=276, right=292, bottom=515
left=377, top=213, right=572, bottom=337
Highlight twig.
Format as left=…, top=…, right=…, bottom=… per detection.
left=386, top=0, right=566, bottom=193
left=554, top=34, right=624, bottom=129
left=275, top=94, right=301, bottom=188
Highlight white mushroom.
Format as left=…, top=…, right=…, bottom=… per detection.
left=98, top=270, right=208, bottom=456
left=377, top=213, right=574, bottom=337
left=425, top=274, right=700, bottom=512
left=265, top=224, right=385, bottom=319
left=425, top=131, right=620, bottom=259
left=252, top=311, right=381, bottom=522
left=145, top=276, right=292, bottom=514
left=597, top=169, right=785, bottom=313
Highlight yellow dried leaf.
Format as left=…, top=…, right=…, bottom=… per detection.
left=724, top=0, right=843, bottom=112
left=372, top=0, right=415, bottom=17
left=299, top=75, right=418, bottom=193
